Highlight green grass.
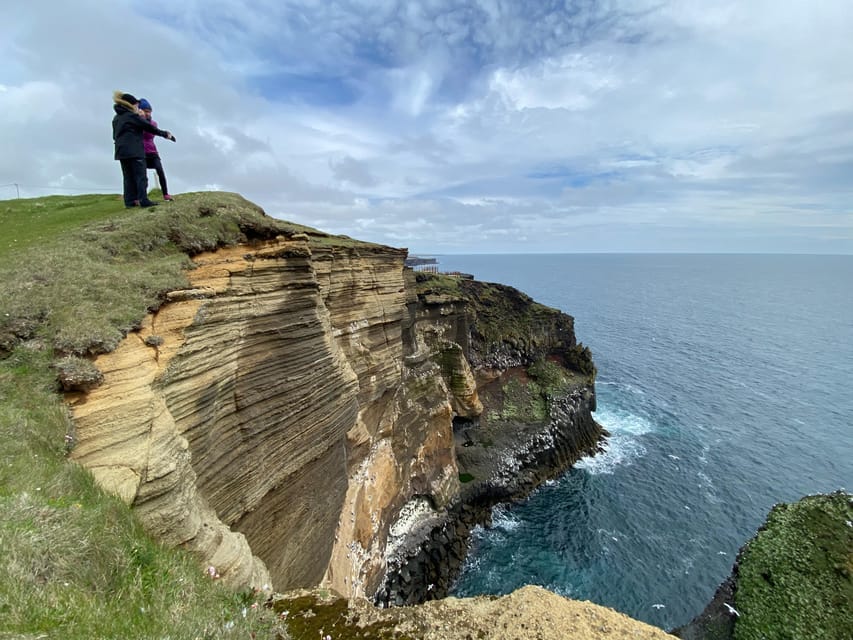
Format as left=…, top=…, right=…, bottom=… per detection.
left=0, top=194, right=136, bottom=255
left=0, top=191, right=289, bottom=356
left=733, top=491, right=853, bottom=640
left=0, top=192, right=300, bottom=638
left=0, top=343, right=286, bottom=639
left=495, top=376, right=548, bottom=423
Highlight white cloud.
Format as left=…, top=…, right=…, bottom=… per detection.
left=0, top=0, right=851, bottom=253
left=489, top=52, right=620, bottom=111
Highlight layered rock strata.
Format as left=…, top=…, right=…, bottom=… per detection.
left=67, top=223, right=602, bottom=603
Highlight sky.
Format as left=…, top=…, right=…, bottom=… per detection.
left=2, top=0, right=852, bottom=254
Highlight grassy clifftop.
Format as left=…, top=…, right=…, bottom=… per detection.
left=0, top=191, right=312, bottom=638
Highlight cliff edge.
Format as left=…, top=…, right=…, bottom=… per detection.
left=3, top=192, right=844, bottom=640
left=61, top=192, right=603, bottom=604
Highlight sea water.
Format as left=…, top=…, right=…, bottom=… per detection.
left=438, top=254, right=853, bottom=630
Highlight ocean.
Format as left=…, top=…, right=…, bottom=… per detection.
left=436, top=254, right=853, bottom=630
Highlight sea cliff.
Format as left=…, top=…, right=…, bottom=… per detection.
left=64, top=194, right=604, bottom=603
left=4, top=192, right=847, bottom=640
left=673, top=491, right=852, bottom=640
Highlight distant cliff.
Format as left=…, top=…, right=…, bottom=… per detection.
left=65, top=196, right=603, bottom=602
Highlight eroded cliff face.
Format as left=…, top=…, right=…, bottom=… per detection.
left=67, top=234, right=463, bottom=593
left=66, top=230, right=601, bottom=602
left=374, top=273, right=602, bottom=605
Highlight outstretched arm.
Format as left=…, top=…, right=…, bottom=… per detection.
left=135, top=114, right=176, bottom=141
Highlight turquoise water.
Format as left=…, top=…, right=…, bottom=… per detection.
left=438, top=254, right=853, bottom=630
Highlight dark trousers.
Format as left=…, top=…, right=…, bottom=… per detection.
left=119, top=157, right=147, bottom=206
left=145, top=153, right=169, bottom=196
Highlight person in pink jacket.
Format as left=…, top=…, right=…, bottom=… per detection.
left=138, top=98, right=174, bottom=201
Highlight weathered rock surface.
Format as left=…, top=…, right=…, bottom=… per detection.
left=67, top=234, right=466, bottom=593
left=389, top=585, right=678, bottom=639
left=66, top=222, right=603, bottom=608
left=274, top=585, right=677, bottom=639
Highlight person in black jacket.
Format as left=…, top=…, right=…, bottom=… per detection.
left=112, top=91, right=176, bottom=208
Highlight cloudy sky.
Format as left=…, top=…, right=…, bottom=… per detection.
left=2, top=0, right=852, bottom=254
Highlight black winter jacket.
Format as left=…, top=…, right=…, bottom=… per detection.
left=112, top=104, right=170, bottom=160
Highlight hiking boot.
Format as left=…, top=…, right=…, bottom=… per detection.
left=163, top=194, right=174, bottom=201
left=139, top=200, right=159, bottom=208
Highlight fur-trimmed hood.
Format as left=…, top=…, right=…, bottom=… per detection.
left=113, top=90, right=138, bottom=113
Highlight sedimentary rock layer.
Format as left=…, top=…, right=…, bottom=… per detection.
left=68, top=236, right=468, bottom=592
left=67, top=229, right=602, bottom=602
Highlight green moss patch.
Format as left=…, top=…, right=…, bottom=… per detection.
left=495, top=376, right=548, bottom=423
left=461, top=279, right=555, bottom=350
left=734, top=491, right=853, bottom=640
left=413, top=272, right=464, bottom=301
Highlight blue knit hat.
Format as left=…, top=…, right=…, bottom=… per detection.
left=138, top=98, right=152, bottom=111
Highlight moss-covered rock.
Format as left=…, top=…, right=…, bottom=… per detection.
left=272, top=590, right=415, bottom=639
left=674, top=491, right=853, bottom=640
left=54, top=355, right=104, bottom=391
left=733, top=491, right=853, bottom=640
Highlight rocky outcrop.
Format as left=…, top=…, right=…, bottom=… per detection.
left=272, top=584, right=677, bottom=639
left=66, top=213, right=602, bottom=604
left=672, top=491, right=853, bottom=640
left=374, top=274, right=602, bottom=606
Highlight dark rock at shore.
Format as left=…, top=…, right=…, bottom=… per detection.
left=376, top=385, right=603, bottom=607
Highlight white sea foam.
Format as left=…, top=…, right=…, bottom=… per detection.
left=696, top=470, right=722, bottom=504
left=455, top=546, right=483, bottom=578
left=466, top=523, right=486, bottom=543
left=595, top=404, right=655, bottom=436
left=597, top=380, right=646, bottom=395
left=552, top=584, right=575, bottom=599
left=491, top=504, right=521, bottom=532
left=596, top=527, right=622, bottom=543
left=576, top=433, right=648, bottom=474
left=576, top=403, right=656, bottom=474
